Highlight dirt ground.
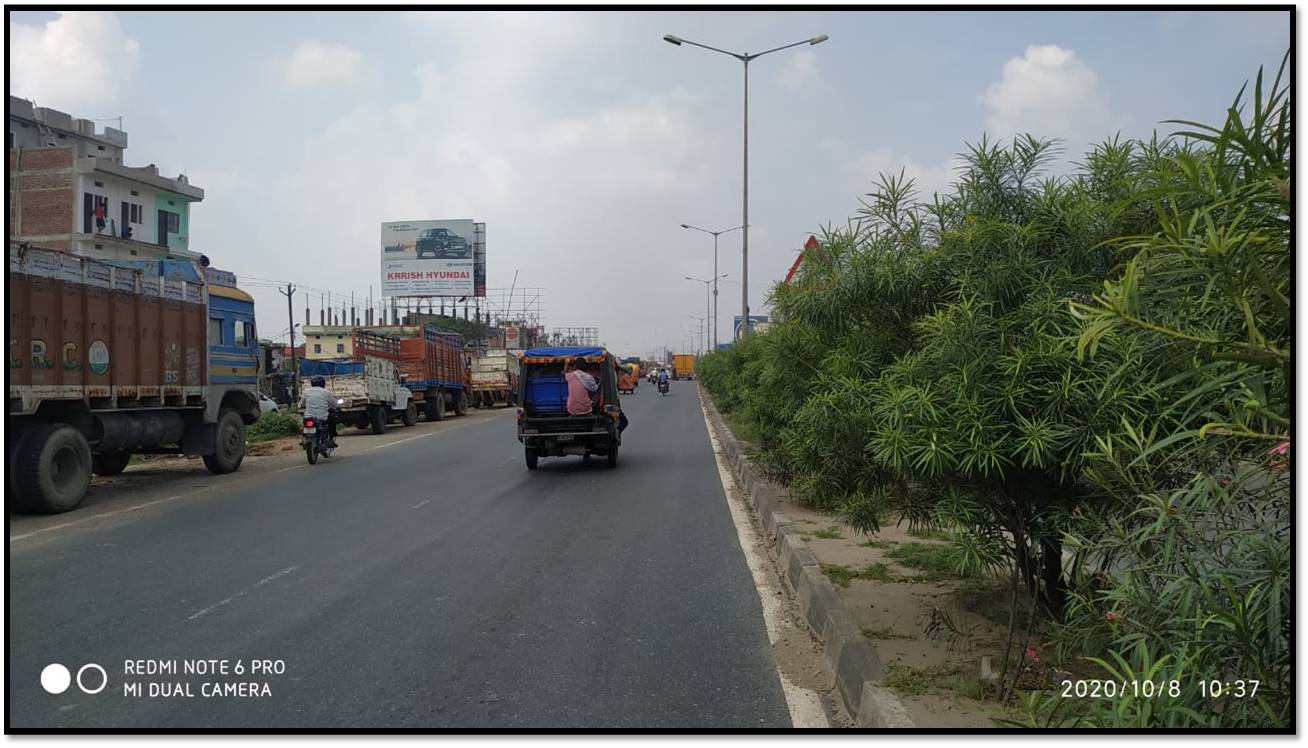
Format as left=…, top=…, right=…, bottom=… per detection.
left=783, top=502, right=1014, bottom=728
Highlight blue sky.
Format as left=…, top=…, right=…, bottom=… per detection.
left=10, top=9, right=1289, bottom=355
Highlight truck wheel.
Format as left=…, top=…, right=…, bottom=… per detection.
left=16, top=424, right=93, bottom=513
left=92, top=452, right=132, bottom=476
left=454, top=391, right=469, bottom=417
left=203, top=408, right=246, bottom=474
left=369, top=405, right=388, bottom=435
left=525, top=447, right=538, bottom=471
left=426, top=392, right=446, bottom=422
left=402, top=402, right=418, bottom=427
left=606, top=445, right=619, bottom=469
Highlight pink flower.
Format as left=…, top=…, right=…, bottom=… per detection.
left=1025, top=647, right=1040, bottom=663
left=1269, top=442, right=1290, bottom=457
left=1106, top=611, right=1119, bottom=624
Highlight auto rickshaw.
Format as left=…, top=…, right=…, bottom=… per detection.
left=618, top=364, right=638, bottom=395
left=517, top=347, right=625, bottom=469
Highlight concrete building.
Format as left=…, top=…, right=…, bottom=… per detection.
left=301, top=326, right=356, bottom=360
left=7, top=96, right=204, bottom=261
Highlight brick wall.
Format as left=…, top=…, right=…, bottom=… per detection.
left=8, top=146, right=75, bottom=239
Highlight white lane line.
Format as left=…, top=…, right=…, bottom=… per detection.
left=187, top=566, right=299, bottom=621
left=10, top=487, right=213, bottom=542
left=273, top=465, right=301, bottom=474
left=412, top=499, right=432, bottom=510
left=699, top=395, right=830, bottom=729
left=364, top=431, right=436, bottom=452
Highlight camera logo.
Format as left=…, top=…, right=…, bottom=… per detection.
left=41, top=663, right=107, bottom=695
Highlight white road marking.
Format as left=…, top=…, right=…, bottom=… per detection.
left=273, top=465, right=301, bottom=474
left=698, top=394, right=830, bottom=729
left=187, top=566, right=299, bottom=621
left=412, top=499, right=432, bottom=510
left=365, top=431, right=435, bottom=452
left=9, top=487, right=212, bottom=541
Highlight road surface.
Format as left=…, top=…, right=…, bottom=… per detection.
left=8, top=381, right=798, bottom=729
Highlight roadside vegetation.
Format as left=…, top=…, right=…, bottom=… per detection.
left=247, top=410, right=302, bottom=443
left=700, top=57, right=1289, bottom=728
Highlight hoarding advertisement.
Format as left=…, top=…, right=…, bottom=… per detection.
left=380, top=219, right=476, bottom=297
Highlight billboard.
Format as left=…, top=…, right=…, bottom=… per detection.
left=474, top=222, right=487, bottom=297
left=380, top=219, right=477, bottom=297
left=733, top=315, right=770, bottom=340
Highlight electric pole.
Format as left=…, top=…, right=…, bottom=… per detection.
left=280, top=283, right=298, bottom=402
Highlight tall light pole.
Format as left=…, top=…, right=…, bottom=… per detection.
left=689, top=315, right=707, bottom=356
left=665, top=32, right=828, bottom=339
left=682, top=224, right=743, bottom=348
left=686, top=274, right=726, bottom=352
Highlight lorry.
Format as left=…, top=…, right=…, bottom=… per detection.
left=673, top=354, right=696, bottom=381
left=8, top=244, right=261, bottom=513
left=362, top=324, right=472, bottom=421
left=300, top=335, right=416, bottom=435
left=470, top=349, right=520, bottom=408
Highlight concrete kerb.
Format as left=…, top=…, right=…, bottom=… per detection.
left=700, top=389, right=914, bottom=728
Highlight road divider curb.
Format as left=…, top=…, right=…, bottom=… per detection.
left=700, top=386, right=914, bottom=728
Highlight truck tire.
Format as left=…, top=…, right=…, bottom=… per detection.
left=454, top=391, right=469, bottom=417
left=426, top=392, right=446, bottom=422
left=203, top=408, right=246, bottom=475
left=402, top=402, right=418, bottom=427
left=16, top=424, right=93, bottom=513
left=369, top=405, right=388, bottom=435
left=525, top=446, right=538, bottom=471
left=92, top=452, right=132, bottom=476
left=606, top=445, right=619, bottom=469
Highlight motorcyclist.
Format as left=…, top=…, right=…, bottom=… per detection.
left=301, top=375, right=339, bottom=447
left=657, top=369, right=670, bottom=385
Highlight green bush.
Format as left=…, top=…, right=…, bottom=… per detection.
left=247, top=410, right=301, bottom=442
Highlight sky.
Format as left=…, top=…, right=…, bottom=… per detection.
left=9, top=9, right=1289, bottom=358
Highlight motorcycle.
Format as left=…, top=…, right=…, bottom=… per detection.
left=658, top=379, right=669, bottom=396
left=303, top=400, right=343, bottom=465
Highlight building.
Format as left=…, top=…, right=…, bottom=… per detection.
left=7, top=96, right=204, bottom=261
left=301, top=325, right=356, bottom=360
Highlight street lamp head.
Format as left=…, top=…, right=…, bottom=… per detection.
left=663, top=34, right=683, bottom=46
left=810, top=34, right=829, bottom=45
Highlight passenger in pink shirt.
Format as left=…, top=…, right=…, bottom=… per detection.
left=564, top=360, right=599, bottom=416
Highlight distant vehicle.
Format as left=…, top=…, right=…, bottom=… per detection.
left=471, top=349, right=520, bottom=408
left=415, top=228, right=470, bottom=259
left=258, top=393, right=280, bottom=414
left=673, top=354, right=696, bottom=381
left=301, top=343, right=416, bottom=435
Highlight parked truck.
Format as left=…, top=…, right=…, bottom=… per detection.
left=7, top=244, right=261, bottom=513
left=362, top=324, right=472, bottom=421
left=470, top=349, right=520, bottom=408
left=673, top=353, right=696, bottom=381
left=300, top=338, right=416, bottom=435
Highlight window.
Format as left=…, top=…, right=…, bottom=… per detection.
left=313, top=344, right=322, bottom=354
left=130, top=190, right=139, bottom=196
left=233, top=320, right=248, bottom=347
left=97, top=145, right=105, bottom=151
left=209, top=317, right=223, bottom=344
left=165, top=212, right=180, bottom=233
left=127, top=203, right=143, bottom=224
left=336, top=344, right=345, bottom=353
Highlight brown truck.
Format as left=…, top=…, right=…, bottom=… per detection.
left=8, top=244, right=261, bottom=513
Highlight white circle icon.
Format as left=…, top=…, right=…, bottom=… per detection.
left=40, top=664, right=71, bottom=694
left=77, top=664, right=108, bottom=694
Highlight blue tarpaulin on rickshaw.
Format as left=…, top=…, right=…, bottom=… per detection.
left=522, top=346, right=605, bottom=359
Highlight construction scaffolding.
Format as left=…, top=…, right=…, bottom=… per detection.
left=546, top=327, right=600, bottom=348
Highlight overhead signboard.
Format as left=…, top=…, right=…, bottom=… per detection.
left=733, top=315, right=770, bottom=340
left=380, top=219, right=477, bottom=297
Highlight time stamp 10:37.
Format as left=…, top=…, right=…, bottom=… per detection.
left=1061, top=680, right=1260, bottom=699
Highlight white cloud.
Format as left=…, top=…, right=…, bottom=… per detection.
left=847, top=147, right=964, bottom=200
left=9, top=11, right=141, bottom=111
left=776, top=49, right=819, bottom=90
left=277, top=41, right=368, bottom=89
left=981, top=44, right=1120, bottom=143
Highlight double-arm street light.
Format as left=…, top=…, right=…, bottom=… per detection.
left=664, top=31, right=829, bottom=340
left=681, top=224, right=743, bottom=349
left=685, top=273, right=727, bottom=353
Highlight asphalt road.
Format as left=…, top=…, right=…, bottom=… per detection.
left=7, top=381, right=794, bottom=729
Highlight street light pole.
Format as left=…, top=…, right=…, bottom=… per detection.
left=681, top=224, right=743, bottom=348
left=666, top=32, right=828, bottom=340
left=686, top=274, right=726, bottom=353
